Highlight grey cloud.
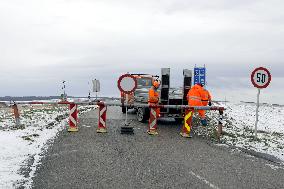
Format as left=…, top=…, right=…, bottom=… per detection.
left=1, top=0, right=284, bottom=104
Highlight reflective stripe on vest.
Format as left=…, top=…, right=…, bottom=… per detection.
left=188, top=96, right=201, bottom=101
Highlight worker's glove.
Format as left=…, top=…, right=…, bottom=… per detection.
left=208, top=101, right=212, bottom=106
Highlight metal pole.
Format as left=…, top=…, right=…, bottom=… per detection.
left=125, top=95, right=128, bottom=126
left=255, top=88, right=260, bottom=139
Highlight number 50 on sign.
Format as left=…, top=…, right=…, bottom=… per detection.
left=251, top=67, right=271, bottom=89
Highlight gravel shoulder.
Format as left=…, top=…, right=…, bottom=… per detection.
left=32, top=107, right=284, bottom=189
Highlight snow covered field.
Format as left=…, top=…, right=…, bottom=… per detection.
left=208, top=102, right=284, bottom=162
left=0, top=104, right=96, bottom=188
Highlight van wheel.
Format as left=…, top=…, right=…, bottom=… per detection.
left=137, top=107, right=149, bottom=122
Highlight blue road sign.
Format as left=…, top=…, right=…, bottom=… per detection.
left=194, top=67, right=206, bottom=86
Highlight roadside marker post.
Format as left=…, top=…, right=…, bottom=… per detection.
left=68, top=103, right=78, bottom=132
left=180, top=108, right=194, bottom=138
left=97, top=102, right=107, bottom=133
left=251, top=67, right=271, bottom=139
left=147, top=107, right=158, bottom=135
left=117, top=74, right=137, bottom=134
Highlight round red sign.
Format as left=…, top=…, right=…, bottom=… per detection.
left=251, top=67, right=271, bottom=89
left=117, top=74, right=137, bottom=94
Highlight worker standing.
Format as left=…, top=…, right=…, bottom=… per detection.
left=187, top=83, right=207, bottom=127
left=201, top=87, right=212, bottom=106
left=147, top=80, right=160, bottom=135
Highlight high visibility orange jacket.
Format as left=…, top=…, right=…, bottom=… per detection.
left=187, top=84, right=206, bottom=118
left=148, top=87, right=159, bottom=104
left=201, top=88, right=212, bottom=106
left=187, top=84, right=203, bottom=106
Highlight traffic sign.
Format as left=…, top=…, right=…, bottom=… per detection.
left=92, top=79, right=100, bottom=92
left=118, top=74, right=137, bottom=131
left=250, top=67, right=271, bottom=139
left=117, top=74, right=137, bottom=94
left=251, top=67, right=271, bottom=89
left=194, top=67, right=206, bottom=86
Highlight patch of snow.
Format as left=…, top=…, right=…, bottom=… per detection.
left=210, top=102, right=284, bottom=162
left=0, top=104, right=95, bottom=188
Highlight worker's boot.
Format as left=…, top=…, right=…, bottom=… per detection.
left=179, top=132, right=193, bottom=138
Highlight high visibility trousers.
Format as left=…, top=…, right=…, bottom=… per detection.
left=188, top=99, right=206, bottom=119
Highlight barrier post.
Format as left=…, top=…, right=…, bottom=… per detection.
left=12, top=104, right=21, bottom=127
left=147, top=107, right=158, bottom=135
left=217, top=109, right=224, bottom=141
left=97, top=103, right=107, bottom=133
left=68, top=103, right=78, bottom=132
left=180, top=108, right=193, bottom=138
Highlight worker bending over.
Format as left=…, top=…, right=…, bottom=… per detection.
left=187, top=83, right=207, bottom=126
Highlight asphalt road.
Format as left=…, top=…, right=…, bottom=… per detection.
left=32, top=106, right=284, bottom=189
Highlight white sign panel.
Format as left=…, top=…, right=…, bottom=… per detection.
left=92, top=79, right=100, bottom=92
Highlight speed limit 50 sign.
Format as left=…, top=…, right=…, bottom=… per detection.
left=251, top=67, right=271, bottom=89
left=251, top=67, right=271, bottom=139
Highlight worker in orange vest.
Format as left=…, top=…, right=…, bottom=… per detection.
left=187, top=83, right=207, bottom=126
left=148, top=80, right=160, bottom=116
left=201, top=87, right=212, bottom=106
left=147, top=80, right=160, bottom=135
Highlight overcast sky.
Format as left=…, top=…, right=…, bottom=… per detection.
left=0, top=0, right=283, bottom=104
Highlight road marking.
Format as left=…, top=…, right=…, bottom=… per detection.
left=189, top=171, right=220, bottom=189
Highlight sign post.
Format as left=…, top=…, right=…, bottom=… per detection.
left=250, top=67, right=271, bottom=139
left=117, top=74, right=137, bottom=134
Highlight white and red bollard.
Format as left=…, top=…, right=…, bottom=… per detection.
left=97, top=103, right=107, bottom=133
left=180, top=108, right=194, bottom=138
left=147, top=107, right=158, bottom=135
left=68, top=103, right=78, bottom=132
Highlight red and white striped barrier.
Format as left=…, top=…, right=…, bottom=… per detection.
left=97, top=103, right=107, bottom=133
left=6, top=100, right=225, bottom=139
left=68, top=103, right=78, bottom=132
left=147, top=108, right=158, bottom=135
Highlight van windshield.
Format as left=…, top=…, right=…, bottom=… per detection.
left=137, top=78, right=152, bottom=88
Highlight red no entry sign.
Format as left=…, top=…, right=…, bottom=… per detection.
left=117, top=74, right=137, bottom=94
left=251, top=67, right=271, bottom=89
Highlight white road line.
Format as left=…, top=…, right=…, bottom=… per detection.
left=189, top=171, right=220, bottom=189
